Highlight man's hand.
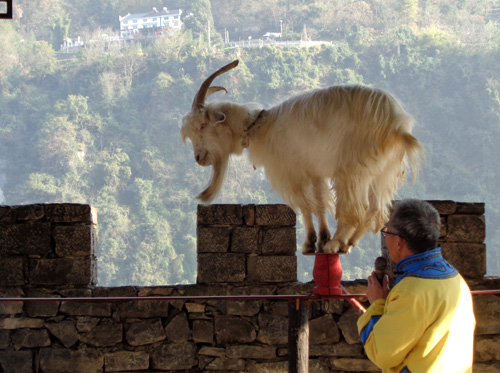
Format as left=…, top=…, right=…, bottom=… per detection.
left=366, top=271, right=389, bottom=304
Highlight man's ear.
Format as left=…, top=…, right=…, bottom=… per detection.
left=208, top=110, right=226, bottom=124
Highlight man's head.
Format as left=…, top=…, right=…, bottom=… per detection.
left=388, top=199, right=441, bottom=254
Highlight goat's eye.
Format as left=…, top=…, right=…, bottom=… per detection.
left=200, top=123, right=207, bottom=130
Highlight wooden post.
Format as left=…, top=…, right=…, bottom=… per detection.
left=288, top=299, right=309, bottom=373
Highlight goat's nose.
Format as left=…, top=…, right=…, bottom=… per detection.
left=195, top=155, right=200, bottom=163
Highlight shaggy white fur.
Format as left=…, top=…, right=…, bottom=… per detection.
left=181, top=60, right=424, bottom=254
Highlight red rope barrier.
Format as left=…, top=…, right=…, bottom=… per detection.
left=0, top=289, right=497, bottom=303
left=0, top=294, right=365, bottom=303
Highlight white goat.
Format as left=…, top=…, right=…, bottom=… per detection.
left=181, top=60, right=423, bottom=254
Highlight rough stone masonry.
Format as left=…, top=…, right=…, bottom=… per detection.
left=0, top=202, right=499, bottom=372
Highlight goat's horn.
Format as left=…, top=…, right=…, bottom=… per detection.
left=206, top=86, right=228, bottom=99
left=192, top=60, right=239, bottom=110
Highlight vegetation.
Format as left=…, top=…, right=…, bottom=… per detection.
left=1, top=0, right=499, bottom=285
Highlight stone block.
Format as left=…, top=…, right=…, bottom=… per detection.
left=197, top=204, right=243, bottom=225
left=79, top=323, right=123, bottom=347
left=0, top=205, right=17, bottom=223
left=475, top=335, right=500, bottom=362
left=54, top=225, right=96, bottom=257
left=247, top=256, right=297, bottom=283
left=93, top=286, right=138, bottom=298
left=0, top=222, right=51, bottom=255
left=0, top=300, right=23, bottom=315
left=255, top=204, right=295, bottom=226
left=115, top=299, right=169, bottom=318
left=60, top=301, right=112, bottom=317
left=197, top=226, right=231, bottom=253
left=330, top=358, right=379, bottom=371
left=309, top=342, right=363, bottom=357
left=16, top=204, right=45, bottom=221
left=456, top=202, right=485, bottom=215
left=446, top=214, right=485, bottom=243
left=337, top=309, right=362, bottom=344
left=0, top=317, right=45, bottom=330
left=256, top=312, right=288, bottom=345
left=208, top=299, right=262, bottom=316
left=474, top=362, right=500, bottom=373
left=192, top=320, right=214, bottom=343
left=226, top=345, right=277, bottom=359
left=231, top=226, right=260, bottom=253
left=165, top=312, right=191, bottom=343
left=25, top=291, right=60, bottom=317
left=0, top=350, right=33, bottom=373
left=427, top=200, right=457, bottom=215
left=185, top=302, right=206, bottom=313
left=28, top=258, right=94, bottom=286
left=261, top=227, right=296, bottom=255
left=11, top=328, right=51, bottom=348
left=199, top=346, right=225, bottom=357
left=45, top=203, right=97, bottom=224
left=105, top=351, right=149, bottom=372
left=205, top=357, right=246, bottom=371
left=250, top=361, right=288, bottom=373
left=243, top=204, right=256, bottom=226
left=215, top=315, right=257, bottom=344
left=76, top=316, right=100, bottom=333
left=125, top=318, right=166, bottom=346
left=38, top=348, right=104, bottom=373
left=198, top=253, right=246, bottom=283
left=0, top=330, right=9, bottom=349
left=46, top=321, right=79, bottom=348
left=474, top=294, right=500, bottom=335
left=441, top=243, right=486, bottom=279
left=309, top=314, right=340, bottom=345
left=0, top=257, right=25, bottom=286
left=151, top=342, right=197, bottom=371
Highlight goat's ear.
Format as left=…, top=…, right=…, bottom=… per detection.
left=208, top=110, right=226, bottom=125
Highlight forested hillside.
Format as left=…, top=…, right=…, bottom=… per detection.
left=1, top=0, right=499, bottom=286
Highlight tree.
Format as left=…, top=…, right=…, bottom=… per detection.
left=50, top=14, right=71, bottom=50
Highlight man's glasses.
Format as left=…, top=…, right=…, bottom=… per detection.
left=380, top=228, right=404, bottom=239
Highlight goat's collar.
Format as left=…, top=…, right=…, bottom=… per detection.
left=242, top=110, right=265, bottom=148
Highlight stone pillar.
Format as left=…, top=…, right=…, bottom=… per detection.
left=382, top=200, right=486, bottom=280
left=196, top=204, right=297, bottom=284
left=0, top=203, right=97, bottom=288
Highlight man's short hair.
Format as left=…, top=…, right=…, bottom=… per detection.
left=390, top=199, right=441, bottom=253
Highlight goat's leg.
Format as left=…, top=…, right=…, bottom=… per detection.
left=316, top=211, right=331, bottom=252
left=314, top=180, right=331, bottom=252
left=301, top=208, right=317, bottom=254
left=323, top=177, right=367, bottom=254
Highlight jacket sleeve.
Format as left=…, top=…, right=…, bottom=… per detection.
left=357, top=284, right=427, bottom=370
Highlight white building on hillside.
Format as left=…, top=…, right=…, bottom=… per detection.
left=119, top=7, right=182, bottom=39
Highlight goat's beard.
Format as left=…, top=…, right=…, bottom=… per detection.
left=197, top=154, right=228, bottom=203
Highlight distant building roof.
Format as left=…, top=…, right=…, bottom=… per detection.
left=119, top=7, right=183, bottom=32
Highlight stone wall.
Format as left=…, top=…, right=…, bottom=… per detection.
left=0, top=202, right=499, bottom=372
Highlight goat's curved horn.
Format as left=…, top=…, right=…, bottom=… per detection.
left=192, top=60, right=239, bottom=110
left=206, top=86, right=228, bottom=99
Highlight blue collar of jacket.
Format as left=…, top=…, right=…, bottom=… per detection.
left=395, top=247, right=458, bottom=284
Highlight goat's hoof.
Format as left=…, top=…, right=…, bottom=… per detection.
left=338, top=242, right=352, bottom=254
left=322, top=239, right=340, bottom=254
left=302, top=242, right=316, bottom=255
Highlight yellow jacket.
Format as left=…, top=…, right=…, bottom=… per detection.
left=357, top=248, right=475, bottom=373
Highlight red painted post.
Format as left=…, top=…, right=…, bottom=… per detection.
left=312, top=254, right=343, bottom=295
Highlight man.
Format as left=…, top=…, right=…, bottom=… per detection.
left=357, top=199, right=476, bottom=372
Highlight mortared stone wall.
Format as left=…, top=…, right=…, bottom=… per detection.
left=0, top=202, right=498, bottom=372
